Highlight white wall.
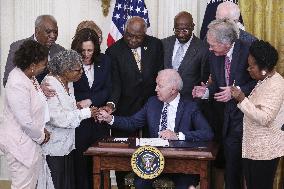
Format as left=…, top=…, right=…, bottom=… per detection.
left=0, top=0, right=208, bottom=179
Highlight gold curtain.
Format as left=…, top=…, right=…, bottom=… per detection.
left=239, top=1, right=284, bottom=189
left=239, top=0, right=284, bottom=75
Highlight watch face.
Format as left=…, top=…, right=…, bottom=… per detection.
left=131, top=146, right=165, bottom=179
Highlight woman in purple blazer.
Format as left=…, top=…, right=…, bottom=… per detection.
left=0, top=40, right=50, bottom=189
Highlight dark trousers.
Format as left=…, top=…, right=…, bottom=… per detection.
left=243, top=158, right=280, bottom=189
left=74, top=119, right=109, bottom=189
left=74, top=149, right=93, bottom=189
left=134, top=174, right=199, bottom=189
left=46, top=151, right=75, bottom=189
left=224, top=134, right=242, bottom=189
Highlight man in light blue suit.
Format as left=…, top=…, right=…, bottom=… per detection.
left=99, top=69, right=214, bottom=189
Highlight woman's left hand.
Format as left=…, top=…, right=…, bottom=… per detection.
left=230, top=86, right=245, bottom=103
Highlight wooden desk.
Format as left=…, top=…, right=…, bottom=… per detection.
left=85, top=139, right=217, bottom=189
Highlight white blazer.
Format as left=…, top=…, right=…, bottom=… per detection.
left=0, top=68, right=47, bottom=168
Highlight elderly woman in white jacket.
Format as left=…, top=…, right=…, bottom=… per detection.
left=41, top=50, right=95, bottom=189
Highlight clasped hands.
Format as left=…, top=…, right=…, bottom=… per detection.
left=89, top=105, right=114, bottom=123
left=192, top=82, right=245, bottom=103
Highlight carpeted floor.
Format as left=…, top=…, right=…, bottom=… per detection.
left=0, top=180, right=11, bottom=189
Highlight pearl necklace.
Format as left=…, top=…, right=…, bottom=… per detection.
left=56, top=75, right=70, bottom=95
left=249, top=75, right=271, bottom=97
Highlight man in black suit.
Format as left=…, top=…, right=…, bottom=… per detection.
left=162, top=11, right=210, bottom=100
left=105, top=16, right=163, bottom=127
left=3, top=14, right=64, bottom=86
left=104, top=16, right=163, bottom=189
left=193, top=19, right=256, bottom=189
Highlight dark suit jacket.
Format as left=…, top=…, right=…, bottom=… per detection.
left=3, top=35, right=64, bottom=86
left=73, top=53, right=111, bottom=150
left=74, top=53, right=111, bottom=107
left=113, top=96, right=214, bottom=142
left=208, top=39, right=256, bottom=137
left=239, top=29, right=257, bottom=45
left=162, top=35, right=210, bottom=100
left=105, top=36, right=164, bottom=116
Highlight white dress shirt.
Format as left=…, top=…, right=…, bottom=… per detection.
left=83, top=64, right=94, bottom=88
left=158, top=94, right=185, bottom=140
left=202, top=43, right=235, bottom=99
left=131, top=47, right=141, bottom=58
left=171, top=35, right=193, bottom=63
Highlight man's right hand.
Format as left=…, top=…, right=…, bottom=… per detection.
left=41, top=82, right=56, bottom=98
left=97, top=110, right=113, bottom=123
left=100, top=103, right=115, bottom=114
left=192, top=82, right=207, bottom=98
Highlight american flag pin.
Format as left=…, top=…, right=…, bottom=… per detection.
left=144, top=47, right=147, bottom=50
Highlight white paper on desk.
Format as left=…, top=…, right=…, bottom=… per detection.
left=113, top=138, right=128, bottom=142
left=136, top=138, right=169, bottom=147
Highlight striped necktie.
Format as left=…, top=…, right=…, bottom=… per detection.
left=160, top=103, right=169, bottom=131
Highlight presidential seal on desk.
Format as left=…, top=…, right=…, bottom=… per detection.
left=131, top=146, right=165, bottom=179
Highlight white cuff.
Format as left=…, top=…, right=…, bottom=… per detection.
left=109, top=116, right=114, bottom=125
left=79, top=107, right=91, bottom=120
left=107, top=101, right=116, bottom=109
left=178, top=132, right=185, bottom=140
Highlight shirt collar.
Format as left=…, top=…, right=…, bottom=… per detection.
left=226, top=42, right=235, bottom=60
left=174, top=34, right=194, bottom=49
left=166, top=93, right=180, bottom=108
left=83, top=64, right=93, bottom=71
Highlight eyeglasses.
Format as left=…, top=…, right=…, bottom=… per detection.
left=173, top=28, right=192, bottom=34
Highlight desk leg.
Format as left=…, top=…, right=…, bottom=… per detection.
left=200, top=161, right=209, bottom=189
left=93, top=156, right=101, bottom=189
left=103, top=171, right=110, bottom=189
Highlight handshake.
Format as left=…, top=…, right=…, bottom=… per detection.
left=76, top=99, right=116, bottom=123
left=90, top=105, right=114, bottom=123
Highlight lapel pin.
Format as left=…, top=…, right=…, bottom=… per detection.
left=144, top=47, right=147, bottom=50
left=98, top=65, right=101, bottom=68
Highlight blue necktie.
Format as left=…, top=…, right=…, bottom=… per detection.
left=160, top=103, right=169, bottom=131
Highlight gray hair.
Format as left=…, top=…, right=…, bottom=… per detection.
left=35, top=15, right=57, bottom=28
left=158, top=69, right=183, bottom=91
left=207, top=18, right=239, bottom=45
left=48, top=50, right=82, bottom=76
left=125, top=16, right=147, bottom=33
left=216, top=1, right=240, bottom=21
